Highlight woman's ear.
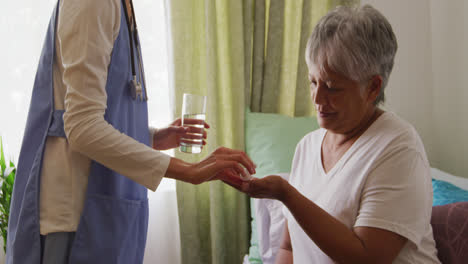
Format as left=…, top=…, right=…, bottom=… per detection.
left=366, top=75, right=382, bottom=103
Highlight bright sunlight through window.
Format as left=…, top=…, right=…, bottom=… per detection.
left=0, top=0, right=174, bottom=190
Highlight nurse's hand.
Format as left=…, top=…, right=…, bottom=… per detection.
left=217, top=168, right=253, bottom=189
left=165, top=147, right=256, bottom=185
left=153, top=118, right=209, bottom=151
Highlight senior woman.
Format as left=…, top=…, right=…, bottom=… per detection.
left=238, top=5, right=441, bottom=264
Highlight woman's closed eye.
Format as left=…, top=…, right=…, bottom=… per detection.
left=311, top=82, right=341, bottom=93
left=326, top=86, right=341, bottom=92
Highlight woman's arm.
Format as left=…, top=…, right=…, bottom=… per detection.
left=242, top=176, right=407, bottom=264
left=283, top=182, right=406, bottom=264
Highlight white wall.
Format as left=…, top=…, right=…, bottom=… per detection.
left=429, top=0, right=468, bottom=177
left=362, top=0, right=468, bottom=177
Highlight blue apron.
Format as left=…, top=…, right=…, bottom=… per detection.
left=7, top=1, right=150, bottom=263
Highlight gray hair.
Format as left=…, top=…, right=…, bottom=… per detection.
left=305, top=4, right=397, bottom=105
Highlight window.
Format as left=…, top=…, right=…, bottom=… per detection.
left=0, top=0, right=174, bottom=190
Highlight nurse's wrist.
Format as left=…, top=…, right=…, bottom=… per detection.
left=164, top=157, right=192, bottom=183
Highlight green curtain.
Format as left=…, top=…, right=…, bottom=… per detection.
left=166, top=1, right=248, bottom=263
left=166, top=0, right=357, bottom=263
left=247, top=0, right=357, bottom=117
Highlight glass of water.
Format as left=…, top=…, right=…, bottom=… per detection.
left=179, top=93, right=207, bottom=154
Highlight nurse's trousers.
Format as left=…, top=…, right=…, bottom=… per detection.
left=40, top=232, right=75, bottom=264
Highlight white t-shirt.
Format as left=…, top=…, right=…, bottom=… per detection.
left=284, top=112, right=441, bottom=263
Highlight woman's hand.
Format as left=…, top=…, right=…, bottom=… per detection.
left=217, top=168, right=250, bottom=189
left=164, top=147, right=256, bottom=185
left=153, top=118, right=209, bottom=150
left=238, top=175, right=290, bottom=201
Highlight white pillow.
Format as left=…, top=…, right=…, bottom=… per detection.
left=430, top=167, right=468, bottom=190
left=254, top=173, right=289, bottom=264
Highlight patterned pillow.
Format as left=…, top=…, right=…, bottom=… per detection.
left=431, top=202, right=468, bottom=264
left=432, top=179, right=468, bottom=206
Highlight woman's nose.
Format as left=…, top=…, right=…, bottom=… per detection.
left=313, top=83, right=326, bottom=106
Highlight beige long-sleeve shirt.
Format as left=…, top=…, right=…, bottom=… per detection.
left=39, top=0, right=171, bottom=235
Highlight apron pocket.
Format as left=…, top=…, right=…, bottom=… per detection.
left=69, top=194, right=149, bottom=264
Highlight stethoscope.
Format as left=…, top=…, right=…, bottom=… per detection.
left=122, top=0, right=148, bottom=101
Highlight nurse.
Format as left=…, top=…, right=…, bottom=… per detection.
left=6, top=0, right=255, bottom=263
